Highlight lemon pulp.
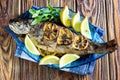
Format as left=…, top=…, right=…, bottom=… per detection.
left=59, top=54, right=80, bottom=68
left=72, top=11, right=81, bottom=32
left=39, top=55, right=59, bottom=65
left=60, top=6, right=71, bottom=27
left=25, top=35, right=40, bottom=55
left=80, top=17, right=92, bottom=39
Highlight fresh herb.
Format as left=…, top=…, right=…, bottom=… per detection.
left=29, top=4, right=61, bottom=25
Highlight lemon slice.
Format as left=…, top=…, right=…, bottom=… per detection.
left=29, top=36, right=38, bottom=46
left=25, top=35, right=40, bottom=55
left=72, top=11, right=81, bottom=32
left=59, top=54, right=80, bottom=68
left=60, top=6, right=71, bottom=27
left=39, top=55, right=59, bottom=65
left=80, top=17, right=92, bottom=39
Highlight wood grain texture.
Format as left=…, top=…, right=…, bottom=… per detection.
left=0, top=0, right=120, bottom=80
left=105, top=0, right=120, bottom=80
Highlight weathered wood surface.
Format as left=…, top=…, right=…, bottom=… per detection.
left=0, top=0, right=120, bottom=80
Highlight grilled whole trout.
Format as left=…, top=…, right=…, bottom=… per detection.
left=9, top=19, right=117, bottom=56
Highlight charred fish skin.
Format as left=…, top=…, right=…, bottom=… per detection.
left=8, top=19, right=117, bottom=56
left=35, top=38, right=117, bottom=56
left=28, top=23, right=45, bottom=42
left=88, top=39, right=117, bottom=53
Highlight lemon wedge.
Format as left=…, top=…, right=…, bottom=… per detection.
left=72, top=11, right=81, bottom=32
left=25, top=35, right=40, bottom=55
left=59, top=54, right=80, bottom=68
left=60, top=6, right=71, bottom=27
left=39, top=55, right=59, bottom=65
left=80, top=17, right=92, bottom=39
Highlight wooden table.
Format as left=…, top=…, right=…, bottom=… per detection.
left=0, top=0, right=120, bottom=80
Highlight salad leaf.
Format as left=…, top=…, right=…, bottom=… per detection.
left=29, top=9, right=36, bottom=15
left=29, top=4, right=61, bottom=25
left=47, top=4, right=56, bottom=11
left=31, top=16, right=42, bottom=25
left=32, top=13, right=39, bottom=18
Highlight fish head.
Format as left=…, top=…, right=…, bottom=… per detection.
left=9, top=19, right=32, bottom=34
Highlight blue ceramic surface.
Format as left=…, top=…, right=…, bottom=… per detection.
left=4, top=6, right=108, bottom=75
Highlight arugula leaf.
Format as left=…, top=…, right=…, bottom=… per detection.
left=29, top=9, right=36, bottom=15
left=47, top=4, right=56, bottom=11
left=29, top=4, right=61, bottom=25
left=32, top=13, right=39, bottom=18
left=31, top=16, right=42, bottom=25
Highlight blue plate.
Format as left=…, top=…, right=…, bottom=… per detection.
left=4, top=6, right=107, bottom=69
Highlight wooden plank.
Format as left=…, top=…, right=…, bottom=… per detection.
left=0, top=0, right=19, bottom=80
left=113, top=1, right=120, bottom=79
left=60, top=0, right=76, bottom=11
left=0, top=0, right=119, bottom=80
left=28, top=61, right=38, bottom=80
left=48, top=0, right=59, bottom=6
left=0, top=0, right=9, bottom=26
left=113, top=0, right=120, bottom=46
left=105, top=0, right=120, bottom=80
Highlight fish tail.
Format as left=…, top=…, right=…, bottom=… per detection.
left=91, top=39, right=117, bottom=54
left=104, top=39, right=117, bottom=53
